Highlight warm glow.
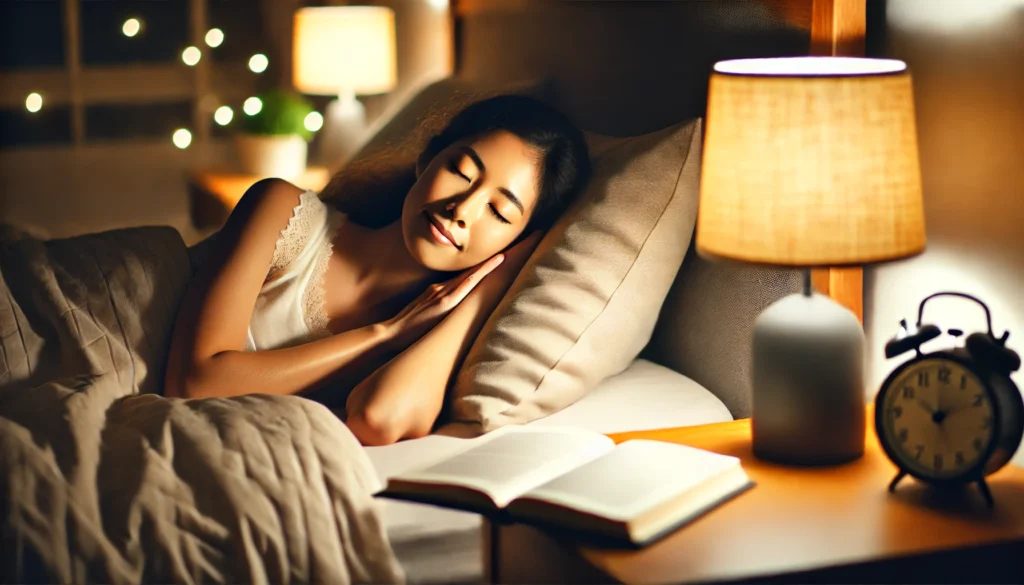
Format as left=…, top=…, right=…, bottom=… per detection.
left=293, top=6, right=397, bottom=95
left=122, top=18, right=141, bottom=37
left=427, top=0, right=449, bottom=10
left=248, top=53, right=269, bottom=74
left=205, top=28, right=224, bottom=48
left=243, top=97, right=262, bottom=116
left=182, top=46, right=202, bottom=66
left=714, top=57, right=906, bottom=76
left=25, top=92, right=42, bottom=113
left=172, top=128, right=192, bottom=149
left=214, top=105, right=234, bottom=126
left=304, top=111, right=324, bottom=132
left=697, top=58, right=926, bottom=266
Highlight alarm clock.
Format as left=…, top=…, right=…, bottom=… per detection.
left=876, top=292, right=1024, bottom=508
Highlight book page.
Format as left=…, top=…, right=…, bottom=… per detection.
left=517, top=440, right=741, bottom=521
left=391, top=427, right=615, bottom=507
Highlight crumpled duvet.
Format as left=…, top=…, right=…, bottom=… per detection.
left=0, top=226, right=404, bottom=584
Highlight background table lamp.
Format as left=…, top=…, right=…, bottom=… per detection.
left=293, top=6, right=397, bottom=169
left=697, top=57, right=926, bottom=465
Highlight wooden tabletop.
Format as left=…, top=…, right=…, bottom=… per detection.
left=189, top=166, right=332, bottom=209
left=187, top=167, right=332, bottom=230
left=577, top=408, right=1024, bottom=583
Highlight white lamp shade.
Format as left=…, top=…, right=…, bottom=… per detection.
left=293, top=6, right=397, bottom=96
left=696, top=57, right=927, bottom=267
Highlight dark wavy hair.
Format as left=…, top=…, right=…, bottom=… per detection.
left=320, top=94, right=591, bottom=235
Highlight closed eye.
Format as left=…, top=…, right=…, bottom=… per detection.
left=489, top=204, right=511, bottom=224
left=447, top=159, right=470, bottom=182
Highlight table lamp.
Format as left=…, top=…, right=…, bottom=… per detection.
left=697, top=57, right=926, bottom=465
left=293, top=6, right=397, bottom=169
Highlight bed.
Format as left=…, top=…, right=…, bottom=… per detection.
left=357, top=0, right=871, bottom=583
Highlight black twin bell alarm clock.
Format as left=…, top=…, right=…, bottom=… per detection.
left=875, top=292, right=1023, bottom=507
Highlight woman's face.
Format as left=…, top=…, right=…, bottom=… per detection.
left=402, top=130, right=542, bottom=272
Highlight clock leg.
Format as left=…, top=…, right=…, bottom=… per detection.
left=976, top=478, right=994, bottom=508
left=888, top=470, right=907, bottom=493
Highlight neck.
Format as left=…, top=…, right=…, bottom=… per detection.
left=340, top=218, right=438, bottom=303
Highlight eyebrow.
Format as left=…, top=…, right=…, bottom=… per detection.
left=460, top=145, right=525, bottom=215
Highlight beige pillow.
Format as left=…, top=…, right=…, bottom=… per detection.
left=451, top=118, right=704, bottom=431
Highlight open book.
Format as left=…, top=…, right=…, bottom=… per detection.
left=377, top=426, right=753, bottom=547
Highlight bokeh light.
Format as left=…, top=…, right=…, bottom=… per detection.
left=182, top=46, right=202, bottom=66
left=122, top=18, right=141, bottom=37
left=172, top=128, right=192, bottom=149
left=205, top=28, right=224, bottom=48
left=243, top=97, right=263, bottom=116
left=304, top=111, right=324, bottom=132
left=248, top=54, right=269, bottom=74
left=25, top=93, right=43, bottom=113
left=214, top=105, right=234, bottom=126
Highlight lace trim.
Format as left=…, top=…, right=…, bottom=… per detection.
left=303, top=211, right=345, bottom=340
left=269, top=190, right=325, bottom=274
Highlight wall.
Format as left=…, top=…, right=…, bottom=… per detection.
left=864, top=0, right=1024, bottom=465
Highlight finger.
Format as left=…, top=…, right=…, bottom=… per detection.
left=449, top=255, right=504, bottom=302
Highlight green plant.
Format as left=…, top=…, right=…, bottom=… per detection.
left=239, top=89, right=315, bottom=141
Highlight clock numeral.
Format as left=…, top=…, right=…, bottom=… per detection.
left=914, top=444, right=924, bottom=460
left=955, top=451, right=965, bottom=466
left=960, top=375, right=967, bottom=390
left=918, top=372, right=930, bottom=387
left=937, top=367, right=951, bottom=384
left=891, top=405, right=903, bottom=419
left=933, top=453, right=943, bottom=471
left=982, top=416, right=992, bottom=430
left=973, top=437, right=984, bottom=452
left=903, top=386, right=915, bottom=399
left=973, top=393, right=984, bottom=407
left=898, top=428, right=909, bottom=443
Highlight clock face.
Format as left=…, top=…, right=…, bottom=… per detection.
left=879, top=356, right=995, bottom=480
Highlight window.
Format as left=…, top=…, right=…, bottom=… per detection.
left=0, top=2, right=65, bottom=70
left=80, top=2, right=190, bottom=66
left=0, top=0, right=284, bottom=150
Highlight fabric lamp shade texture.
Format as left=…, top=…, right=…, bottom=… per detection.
left=696, top=57, right=926, bottom=267
left=293, top=6, right=397, bottom=96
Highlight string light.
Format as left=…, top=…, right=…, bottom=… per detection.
left=172, top=128, right=192, bottom=149
left=122, top=18, right=141, bottom=37
left=243, top=97, right=263, bottom=116
left=205, top=28, right=224, bottom=48
left=304, top=111, right=324, bottom=132
left=214, top=105, right=234, bottom=126
left=182, top=46, right=202, bottom=66
left=248, top=54, right=269, bottom=74
left=25, top=93, right=43, bottom=113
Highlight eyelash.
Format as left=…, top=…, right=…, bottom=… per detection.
left=447, top=158, right=511, bottom=224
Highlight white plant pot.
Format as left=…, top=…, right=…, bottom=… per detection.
left=235, top=134, right=308, bottom=179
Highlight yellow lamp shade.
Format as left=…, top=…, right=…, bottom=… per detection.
left=696, top=57, right=926, bottom=267
left=293, top=6, right=397, bottom=96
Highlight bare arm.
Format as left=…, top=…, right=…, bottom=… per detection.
left=164, top=179, right=402, bottom=399
left=346, top=233, right=541, bottom=445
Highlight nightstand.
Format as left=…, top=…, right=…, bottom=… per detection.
left=187, top=167, right=331, bottom=230
left=486, top=406, right=1024, bottom=583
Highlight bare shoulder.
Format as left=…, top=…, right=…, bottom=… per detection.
left=233, top=177, right=306, bottom=224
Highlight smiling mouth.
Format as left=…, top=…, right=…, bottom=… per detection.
left=425, top=212, right=461, bottom=250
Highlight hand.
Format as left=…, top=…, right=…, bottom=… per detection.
left=383, top=254, right=504, bottom=346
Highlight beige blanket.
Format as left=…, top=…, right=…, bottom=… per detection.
left=0, top=226, right=403, bottom=584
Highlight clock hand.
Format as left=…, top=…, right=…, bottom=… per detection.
left=916, top=399, right=936, bottom=415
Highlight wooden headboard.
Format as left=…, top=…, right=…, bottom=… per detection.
left=449, top=0, right=866, bottom=323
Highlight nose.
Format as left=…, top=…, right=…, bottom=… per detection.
left=446, top=190, right=489, bottom=228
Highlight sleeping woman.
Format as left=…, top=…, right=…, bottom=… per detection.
left=163, top=95, right=591, bottom=446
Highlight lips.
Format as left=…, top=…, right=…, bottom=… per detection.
left=425, top=212, right=461, bottom=250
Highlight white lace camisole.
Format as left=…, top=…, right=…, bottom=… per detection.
left=245, top=190, right=346, bottom=352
